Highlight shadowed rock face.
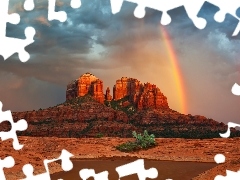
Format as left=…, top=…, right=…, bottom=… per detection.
left=8, top=73, right=240, bottom=138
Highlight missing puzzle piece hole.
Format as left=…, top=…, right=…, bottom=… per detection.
left=161, top=12, right=171, bottom=25
left=18, top=27, right=36, bottom=62
left=18, top=51, right=30, bottom=63
left=232, top=83, right=240, bottom=96
left=214, top=154, right=226, bottom=164
left=1, top=156, right=15, bottom=169
left=22, top=164, right=34, bottom=177
left=25, top=27, right=36, bottom=40
left=8, top=13, right=20, bottom=25
left=214, top=11, right=225, bottom=23
left=134, top=5, right=146, bottom=19
left=24, top=0, right=35, bottom=11
left=71, top=0, right=81, bottom=9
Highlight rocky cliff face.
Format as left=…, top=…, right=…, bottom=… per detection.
left=66, top=74, right=168, bottom=110
left=10, top=98, right=239, bottom=138
left=113, top=77, right=168, bottom=110
left=6, top=73, right=240, bottom=138
left=66, top=72, right=105, bottom=103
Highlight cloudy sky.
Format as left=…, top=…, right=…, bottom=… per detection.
left=0, top=0, right=239, bottom=124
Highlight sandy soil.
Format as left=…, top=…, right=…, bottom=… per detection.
left=1, top=136, right=240, bottom=179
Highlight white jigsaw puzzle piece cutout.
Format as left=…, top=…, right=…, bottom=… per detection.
left=214, top=154, right=226, bottom=164
left=232, top=83, right=240, bottom=96
left=110, top=0, right=206, bottom=28
left=207, top=0, right=240, bottom=36
left=215, top=170, right=240, bottom=180
left=24, top=0, right=35, bottom=11
left=219, top=122, right=240, bottom=138
left=0, top=101, right=28, bottom=150
left=110, top=0, right=240, bottom=35
left=0, top=0, right=82, bottom=62
left=206, top=0, right=240, bottom=23
left=48, top=0, right=67, bottom=22
left=21, top=149, right=74, bottom=180
left=116, top=159, right=158, bottom=180
left=48, top=0, right=81, bottom=22
left=0, top=156, right=15, bottom=180
left=71, top=0, right=82, bottom=9
left=0, top=0, right=36, bottom=62
left=79, top=169, right=109, bottom=180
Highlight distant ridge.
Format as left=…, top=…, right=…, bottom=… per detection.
left=6, top=72, right=240, bottom=138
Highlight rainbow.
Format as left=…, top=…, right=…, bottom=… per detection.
left=160, top=26, right=187, bottom=114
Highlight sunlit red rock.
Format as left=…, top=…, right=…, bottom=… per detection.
left=113, top=77, right=169, bottom=110
left=66, top=72, right=104, bottom=103
left=8, top=73, right=240, bottom=138
left=105, top=87, right=112, bottom=101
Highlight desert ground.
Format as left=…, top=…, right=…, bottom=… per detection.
left=1, top=137, right=240, bottom=179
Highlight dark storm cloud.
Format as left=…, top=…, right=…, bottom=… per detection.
left=7, top=0, right=101, bottom=56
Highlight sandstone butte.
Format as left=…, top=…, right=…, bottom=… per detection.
left=4, top=72, right=239, bottom=138
left=2, top=72, right=240, bottom=180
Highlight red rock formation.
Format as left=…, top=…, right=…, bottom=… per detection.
left=105, top=87, right=112, bottom=101
left=91, top=79, right=104, bottom=103
left=113, top=77, right=169, bottom=110
left=113, top=77, right=142, bottom=100
left=10, top=73, right=235, bottom=138
left=66, top=73, right=104, bottom=103
left=9, top=72, right=239, bottom=138
left=66, top=74, right=167, bottom=109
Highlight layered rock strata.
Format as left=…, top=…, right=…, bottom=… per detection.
left=66, top=73, right=104, bottom=103
left=66, top=73, right=168, bottom=110
left=113, top=77, right=169, bottom=109
left=5, top=72, right=239, bottom=138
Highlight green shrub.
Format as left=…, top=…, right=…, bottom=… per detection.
left=132, top=130, right=156, bottom=148
left=95, top=132, right=104, bottom=138
left=116, top=141, right=138, bottom=152
left=116, top=130, right=156, bottom=152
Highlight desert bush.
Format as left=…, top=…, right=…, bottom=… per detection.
left=116, top=130, right=156, bottom=152
left=95, top=132, right=104, bottom=138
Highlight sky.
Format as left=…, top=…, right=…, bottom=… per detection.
left=0, top=0, right=239, bottom=124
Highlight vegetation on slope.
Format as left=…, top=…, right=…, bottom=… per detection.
left=104, top=96, right=136, bottom=116
left=116, top=130, right=156, bottom=152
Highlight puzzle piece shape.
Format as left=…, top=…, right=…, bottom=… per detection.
left=0, top=0, right=83, bottom=62
left=109, top=0, right=240, bottom=35
left=219, top=122, right=240, bottom=138
left=79, top=169, right=109, bottom=180
left=232, top=83, right=240, bottom=95
left=116, top=159, right=158, bottom=180
left=21, top=149, right=74, bottom=180
left=110, top=0, right=206, bottom=28
left=24, top=0, right=81, bottom=19
left=0, top=156, right=15, bottom=180
left=214, top=154, right=225, bottom=164
left=24, top=0, right=35, bottom=11
left=207, top=0, right=240, bottom=36
left=0, top=101, right=28, bottom=150
left=0, top=0, right=36, bottom=62
left=206, top=0, right=240, bottom=23
left=48, top=0, right=81, bottom=22
left=71, top=0, right=81, bottom=9
left=215, top=170, right=240, bottom=180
